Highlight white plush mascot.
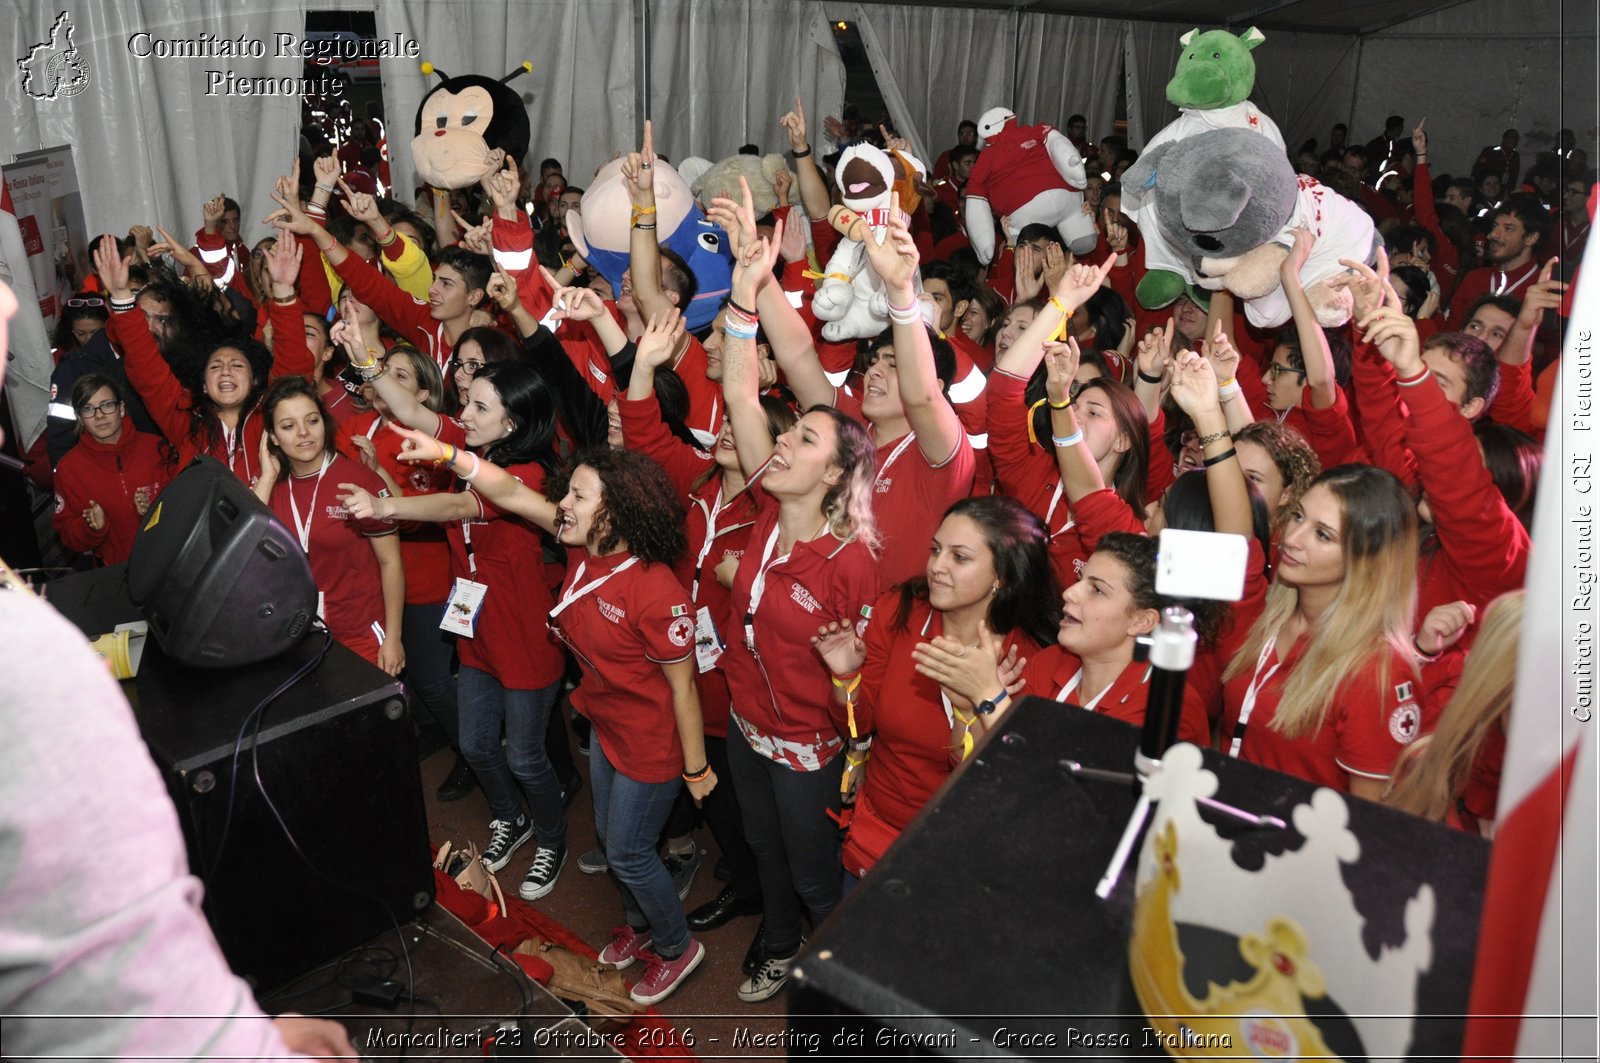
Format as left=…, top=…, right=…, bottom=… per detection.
left=811, top=143, right=924, bottom=342
left=962, top=107, right=1098, bottom=263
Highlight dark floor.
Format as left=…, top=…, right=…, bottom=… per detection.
left=418, top=701, right=788, bottom=1053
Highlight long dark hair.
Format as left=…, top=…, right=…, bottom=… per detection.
left=53, top=292, right=108, bottom=351
left=894, top=496, right=1062, bottom=647
left=549, top=448, right=687, bottom=565
left=473, top=361, right=559, bottom=472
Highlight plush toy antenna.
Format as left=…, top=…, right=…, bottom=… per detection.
left=420, top=61, right=449, bottom=81
left=501, top=62, right=533, bottom=84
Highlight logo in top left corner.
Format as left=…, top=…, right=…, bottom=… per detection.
left=18, top=12, right=91, bottom=101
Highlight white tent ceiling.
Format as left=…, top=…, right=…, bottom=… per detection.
left=853, top=0, right=1484, bottom=35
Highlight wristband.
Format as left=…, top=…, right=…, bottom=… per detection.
left=1047, top=397, right=1072, bottom=410
left=1052, top=430, right=1084, bottom=448
left=888, top=305, right=924, bottom=325
left=1217, top=380, right=1242, bottom=400
left=682, top=764, right=711, bottom=782
left=1048, top=296, right=1072, bottom=342
left=1201, top=447, right=1237, bottom=468
left=433, top=443, right=457, bottom=468
left=460, top=452, right=482, bottom=481
left=272, top=294, right=298, bottom=306
left=792, top=146, right=812, bottom=158
left=632, top=222, right=656, bottom=231
left=1412, top=635, right=1441, bottom=662
left=830, top=671, right=862, bottom=694
left=314, top=181, right=335, bottom=192
left=1395, top=365, right=1432, bottom=387
left=1195, top=429, right=1230, bottom=448
left=375, top=229, right=397, bottom=247
left=110, top=296, right=136, bottom=312
left=305, top=202, right=327, bottom=217
left=723, top=320, right=759, bottom=340
left=1137, top=368, right=1164, bottom=384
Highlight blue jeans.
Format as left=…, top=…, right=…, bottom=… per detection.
left=457, top=667, right=565, bottom=848
left=589, top=739, right=690, bottom=957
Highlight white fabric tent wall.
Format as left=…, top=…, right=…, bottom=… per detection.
left=1351, top=0, right=1597, bottom=176
left=1014, top=12, right=1121, bottom=144
left=374, top=0, right=637, bottom=200
left=848, top=3, right=1015, bottom=164
left=645, top=0, right=846, bottom=165
left=5, top=1, right=304, bottom=243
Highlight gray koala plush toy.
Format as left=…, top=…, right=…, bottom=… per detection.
left=1125, top=127, right=1377, bottom=328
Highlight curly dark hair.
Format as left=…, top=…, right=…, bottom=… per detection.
left=1092, top=531, right=1225, bottom=646
left=549, top=448, right=687, bottom=566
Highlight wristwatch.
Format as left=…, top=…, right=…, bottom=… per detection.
left=974, top=689, right=1011, bottom=716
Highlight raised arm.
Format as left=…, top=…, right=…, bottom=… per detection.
left=722, top=229, right=782, bottom=477
left=1167, top=351, right=1251, bottom=536
left=1206, top=321, right=1256, bottom=432
left=1279, top=228, right=1337, bottom=409
left=862, top=193, right=962, bottom=463
left=779, top=97, right=831, bottom=221
left=709, top=179, right=833, bottom=408
left=333, top=320, right=440, bottom=437
left=358, top=424, right=560, bottom=531
left=623, top=121, right=675, bottom=323
left=995, top=256, right=1116, bottom=380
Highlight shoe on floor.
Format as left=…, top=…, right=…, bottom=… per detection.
left=518, top=843, right=567, bottom=901
left=578, top=846, right=609, bottom=875
left=737, top=945, right=799, bottom=1003
left=435, top=756, right=477, bottom=803
left=629, top=939, right=705, bottom=1006
left=483, top=816, right=533, bottom=872
left=742, top=921, right=767, bottom=977
left=662, top=846, right=701, bottom=901
left=598, top=924, right=654, bottom=970
left=687, top=885, right=762, bottom=932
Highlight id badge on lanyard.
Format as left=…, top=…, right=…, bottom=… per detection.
left=442, top=517, right=487, bottom=636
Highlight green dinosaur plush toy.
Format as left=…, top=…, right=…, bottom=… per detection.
left=1124, top=27, right=1287, bottom=311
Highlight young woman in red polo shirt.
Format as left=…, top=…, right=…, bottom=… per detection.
left=1219, top=464, right=1428, bottom=798
left=52, top=375, right=173, bottom=566
left=375, top=436, right=716, bottom=1006
left=340, top=359, right=570, bottom=900
left=812, top=496, right=1060, bottom=881
left=716, top=224, right=883, bottom=1004
left=251, top=377, right=403, bottom=673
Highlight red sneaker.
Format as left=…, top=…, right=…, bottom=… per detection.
left=598, top=925, right=654, bottom=970
left=629, top=939, right=706, bottom=1005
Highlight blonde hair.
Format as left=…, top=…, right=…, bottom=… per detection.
left=1224, top=465, right=1419, bottom=740
left=810, top=405, right=881, bottom=555
left=1386, top=591, right=1523, bottom=823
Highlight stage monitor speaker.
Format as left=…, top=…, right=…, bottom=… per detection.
left=126, top=455, right=316, bottom=668
left=145, top=639, right=435, bottom=992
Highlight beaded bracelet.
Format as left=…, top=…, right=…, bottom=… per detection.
left=1195, top=429, right=1230, bottom=448
left=1052, top=430, right=1084, bottom=448
left=110, top=296, right=136, bottom=313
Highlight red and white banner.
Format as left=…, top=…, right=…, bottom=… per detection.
left=1463, top=206, right=1599, bottom=1061
left=0, top=169, right=55, bottom=451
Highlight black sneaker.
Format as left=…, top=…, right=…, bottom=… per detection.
left=518, top=843, right=567, bottom=900
left=435, top=755, right=477, bottom=803
left=662, top=847, right=701, bottom=900
left=483, top=816, right=532, bottom=872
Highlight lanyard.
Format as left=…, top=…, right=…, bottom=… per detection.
left=690, top=485, right=728, bottom=601
left=743, top=518, right=826, bottom=655
left=1492, top=262, right=1537, bottom=296
left=1228, top=636, right=1282, bottom=758
left=1055, top=663, right=1147, bottom=712
left=365, top=416, right=383, bottom=440
left=873, top=432, right=918, bottom=492
left=548, top=555, right=639, bottom=622
left=221, top=418, right=252, bottom=481
left=287, top=455, right=334, bottom=553
left=1042, top=481, right=1077, bottom=536
left=461, top=518, right=479, bottom=576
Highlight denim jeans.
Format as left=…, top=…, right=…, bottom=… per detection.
left=589, top=739, right=690, bottom=957
left=457, top=667, right=565, bottom=848
left=727, top=729, right=843, bottom=957
left=401, top=601, right=460, bottom=743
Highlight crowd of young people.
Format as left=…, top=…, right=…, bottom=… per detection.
left=41, top=96, right=1586, bottom=1007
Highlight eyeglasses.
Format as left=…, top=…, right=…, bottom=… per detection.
left=1267, top=363, right=1306, bottom=380
left=66, top=296, right=105, bottom=308
left=452, top=358, right=486, bottom=377
left=76, top=400, right=121, bottom=417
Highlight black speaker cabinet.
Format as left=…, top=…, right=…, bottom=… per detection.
left=791, top=697, right=1490, bottom=1060
left=47, top=567, right=436, bottom=992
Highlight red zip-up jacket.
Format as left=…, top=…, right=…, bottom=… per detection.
left=52, top=429, right=173, bottom=564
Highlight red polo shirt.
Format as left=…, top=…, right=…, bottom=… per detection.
left=1021, top=647, right=1210, bottom=745
left=554, top=548, right=696, bottom=784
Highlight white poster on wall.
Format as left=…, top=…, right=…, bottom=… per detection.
left=3, top=145, right=90, bottom=336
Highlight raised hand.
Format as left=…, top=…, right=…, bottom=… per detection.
left=1331, top=246, right=1393, bottom=322
left=453, top=209, right=493, bottom=256
left=859, top=192, right=918, bottom=295
left=779, top=96, right=809, bottom=153
left=312, top=153, right=340, bottom=186
left=482, top=156, right=521, bottom=213
left=201, top=193, right=226, bottom=232
left=385, top=421, right=449, bottom=465
left=539, top=267, right=607, bottom=322
left=1283, top=226, right=1315, bottom=278
left=772, top=167, right=794, bottom=207
left=1516, top=258, right=1567, bottom=326
left=1041, top=336, right=1081, bottom=407
left=620, top=120, right=657, bottom=206
left=263, top=188, right=318, bottom=237
left=1411, top=117, right=1428, bottom=158
left=778, top=203, right=809, bottom=262
left=811, top=618, right=866, bottom=678
left=730, top=219, right=782, bottom=306
left=1166, top=348, right=1222, bottom=418
left=879, top=123, right=912, bottom=156
left=1053, top=254, right=1116, bottom=308
left=1135, top=318, right=1176, bottom=385
left=338, top=177, right=382, bottom=227
left=1357, top=302, right=1423, bottom=373
left=150, top=224, right=206, bottom=274
left=92, top=234, right=133, bottom=300
left=822, top=114, right=848, bottom=145
left=635, top=307, right=686, bottom=370
left=128, top=224, right=153, bottom=250
left=263, top=235, right=302, bottom=295
left=1207, top=320, right=1241, bottom=384
left=1105, top=216, right=1130, bottom=254
left=485, top=264, right=522, bottom=312
left=1040, top=243, right=1071, bottom=291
